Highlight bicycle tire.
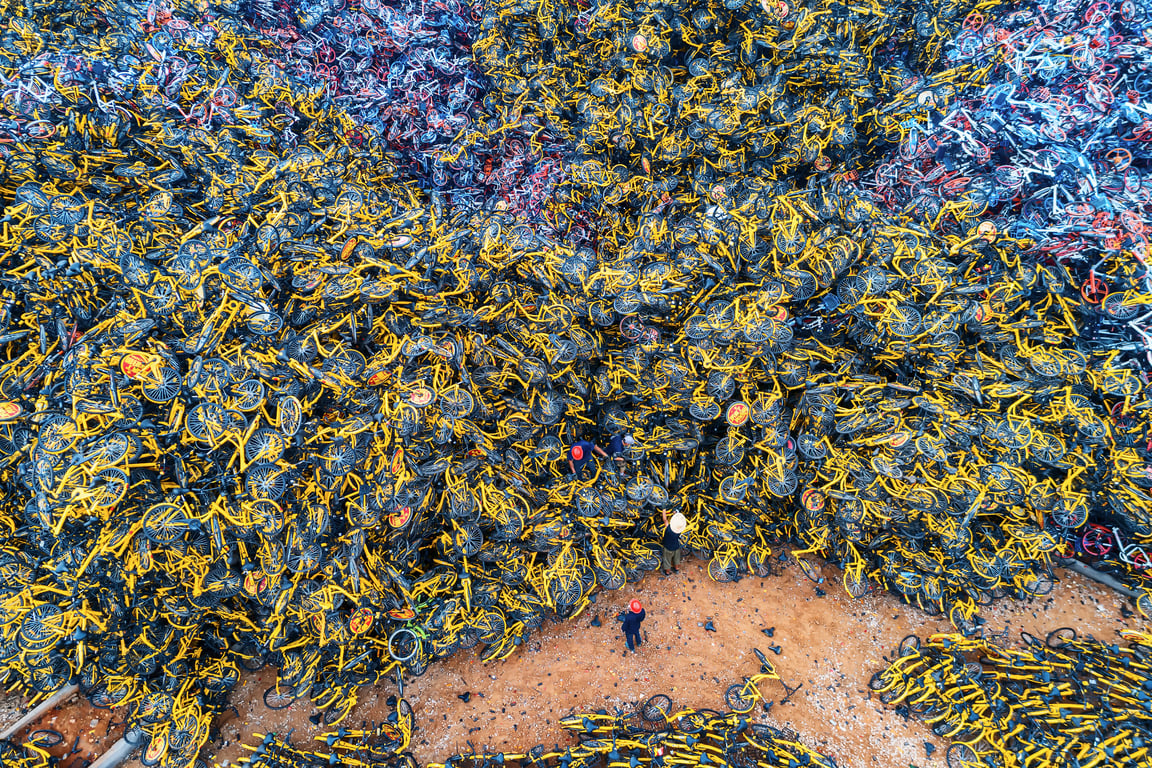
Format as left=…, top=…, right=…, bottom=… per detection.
left=141, top=731, right=168, bottom=767
left=27, top=729, right=63, bottom=748
left=867, top=671, right=891, bottom=692
left=724, top=683, right=756, bottom=713
left=1045, top=627, right=1076, bottom=648
left=795, top=558, right=823, bottom=584
left=946, top=743, right=978, bottom=768
left=388, top=628, right=421, bottom=662
left=706, top=556, right=737, bottom=583
left=641, top=694, right=672, bottom=722
left=844, top=571, right=869, bottom=599
left=747, top=550, right=771, bottom=578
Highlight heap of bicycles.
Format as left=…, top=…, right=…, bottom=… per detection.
left=1, top=0, right=1152, bottom=764
left=871, top=629, right=1152, bottom=767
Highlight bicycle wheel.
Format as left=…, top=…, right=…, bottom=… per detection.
left=139, top=364, right=182, bottom=403
left=263, top=685, right=300, bottom=710
left=1050, top=498, right=1088, bottom=529
left=898, top=635, right=921, bottom=656
left=946, top=744, right=978, bottom=768
left=246, top=462, right=287, bottom=500
left=724, top=683, right=756, bottom=713
left=795, top=558, right=822, bottom=584
left=747, top=550, right=772, bottom=578
left=642, top=694, right=672, bottom=722
left=886, top=305, right=922, bottom=337
left=86, top=432, right=136, bottom=468
left=707, top=557, right=738, bottom=583
left=1045, top=627, right=1076, bottom=648
left=186, top=402, right=227, bottom=444
left=1080, top=527, right=1113, bottom=556
left=143, top=503, right=191, bottom=544
left=141, top=730, right=168, bottom=767
left=844, top=571, right=869, bottom=598
left=766, top=471, right=797, bottom=497
left=245, top=428, right=287, bottom=464
left=230, top=378, right=266, bottom=411
left=27, top=729, right=62, bottom=748
left=388, top=628, right=421, bottom=662
left=89, top=468, right=129, bottom=509
left=276, top=396, right=302, bottom=437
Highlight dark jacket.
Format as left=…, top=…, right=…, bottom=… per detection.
left=662, top=526, right=681, bottom=552
left=622, top=608, right=646, bottom=634
left=570, top=440, right=595, bottom=471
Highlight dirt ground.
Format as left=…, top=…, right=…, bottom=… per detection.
left=0, top=689, right=125, bottom=767
left=183, top=557, right=1147, bottom=768
left=0, top=557, right=1141, bottom=768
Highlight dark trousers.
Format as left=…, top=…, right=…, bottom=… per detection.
left=625, top=630, right=641, bottom=651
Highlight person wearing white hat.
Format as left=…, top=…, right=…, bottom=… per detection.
left=660, top=508, right=687, bottom=575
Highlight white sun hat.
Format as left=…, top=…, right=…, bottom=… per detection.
left=670, top=512, right=687, bottom=534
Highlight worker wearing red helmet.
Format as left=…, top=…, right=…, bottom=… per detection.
left=568, top=438, right=608, bottom=480
left=621, top=598, right=646, bottom=654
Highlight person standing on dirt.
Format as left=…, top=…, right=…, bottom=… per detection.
left=661, top=509, right=686, bottom=576
left=568, top=439, right=608, bottom=480
left=622, top=599, right=646, bottom=653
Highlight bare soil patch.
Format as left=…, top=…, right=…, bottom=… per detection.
left=197, top=558, right=1144, bottom=768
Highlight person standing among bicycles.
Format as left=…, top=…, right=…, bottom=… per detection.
left=622, top=599, right=646, bottom=654
left=606, top=432, right=635, bottom=475
left=568, top=438, right=608, bottom=480
left=661, top=509, right=687, bottom=575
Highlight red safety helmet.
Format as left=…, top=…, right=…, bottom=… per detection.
left=629, top=599, right=643, bottom=613
left=572, top=445, right=584, bottom=460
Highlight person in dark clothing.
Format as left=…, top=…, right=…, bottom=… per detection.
left=622, top=599, right=646, bottom=653
left=568, top=439, right=608, bottom=479
left=606, top=433, right=635, bottom=475
left=661, top=509, right=686, bottom=575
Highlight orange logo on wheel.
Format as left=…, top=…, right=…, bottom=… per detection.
left=341, top=237, right=359, bottom=260
left=390, top=447, right=405, bottom=475
left=243, top=572, right=268, bottom=596
left=725, top=401, right=750, bottom=427
left=349, top=607, right=374, bottom=634
left=0, top=402, right=21, bottom=421
left=802, top=489, right=825, bottom=513
left=408, top=387, right=434, bottom=407
left=120, top=351, right=152, bottom=379
left=386, top=606, right=416, bottom=620
left=144, top=732, right=167, bottom=763
left=388, top=506, right=412, bottom=528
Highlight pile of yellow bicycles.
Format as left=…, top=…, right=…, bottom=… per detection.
left=871, top=630, right=1152, bottom=768
left=0, top=0, right=1151, bottom=764
left=239, top=696, right=416, bottom=768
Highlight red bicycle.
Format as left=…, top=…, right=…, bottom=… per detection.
left=1080, top=524, right=1152, bottom=570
